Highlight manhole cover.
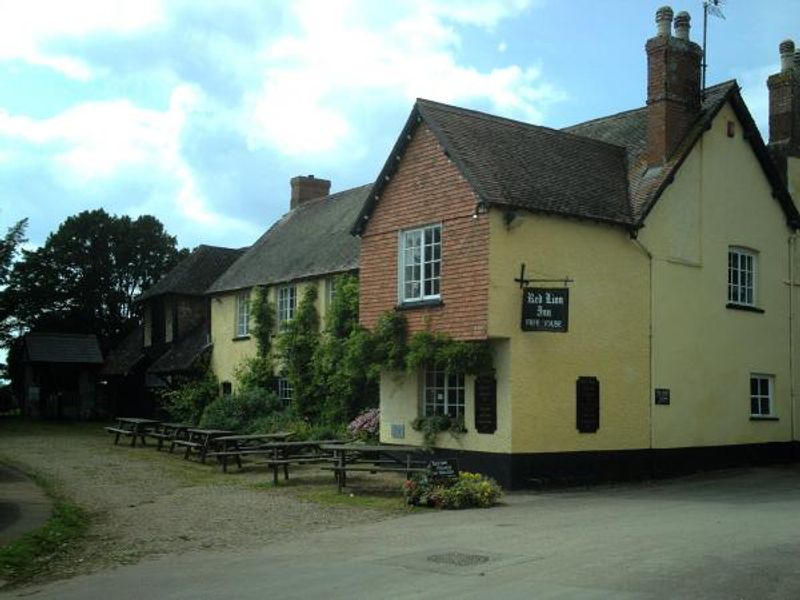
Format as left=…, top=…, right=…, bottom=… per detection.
left=427, top=552, right=490, bottom=567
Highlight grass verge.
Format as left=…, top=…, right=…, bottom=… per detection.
left=0, top=463, right=89, bottom=586
left=298, top=488, right=415, bottom=512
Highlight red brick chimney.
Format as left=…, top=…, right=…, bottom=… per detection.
left=767, top=40, right=800, bottom=179
left=290, top=175, right=331, bottom=209
left=645, top=7, right=703, bottom=165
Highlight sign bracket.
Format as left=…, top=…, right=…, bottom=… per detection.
left=514, top=263, right=574, bottom=289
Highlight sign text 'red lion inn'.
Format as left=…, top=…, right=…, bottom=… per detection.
left=521, top=287, right=569, bottom=332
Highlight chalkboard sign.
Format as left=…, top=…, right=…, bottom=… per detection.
left=428, top=459, right=459, bottom=482
left=474, top=376, right=497, bottom=434
left=654, top=388, right=671, bottom=406
left=576, top=376, right=600, bottom=433
left=522, top=287, right=569, bottom=332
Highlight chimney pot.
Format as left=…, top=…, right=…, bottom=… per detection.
left=674, top=11, right=690, bottom=41
left=655, top=6, right=674, bottom=37
left=780, top=39, right=796, bottom=72
left=290, top=175, right=331, bottom=209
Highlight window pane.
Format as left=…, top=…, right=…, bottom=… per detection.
left=760, top=397, right=770, bottom=415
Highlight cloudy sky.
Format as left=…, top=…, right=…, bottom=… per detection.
left=1, top=0, right=798, bottom=251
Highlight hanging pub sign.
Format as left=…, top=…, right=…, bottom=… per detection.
left=521, top=287, right=569, bottom=332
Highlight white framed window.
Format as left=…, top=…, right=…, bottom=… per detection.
left=235, top=290, right=250, bottom=337
left=399, top=224, right=441, bottom=303
left=277, top=285, right=296, bottom=327
left=728, top=247, right=756, bottom=306
left=277, top=377, right=293, bottom=407
left=423, top=365, right=465, bottom=418
left=750, top=374, right=774, bottom=417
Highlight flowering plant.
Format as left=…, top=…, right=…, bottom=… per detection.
left=403, top=471, right=502, bottom=509
left=347, top=408, right=380, bottom=442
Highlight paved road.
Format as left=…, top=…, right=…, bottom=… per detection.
left=5, top=465, right=800, bottom=599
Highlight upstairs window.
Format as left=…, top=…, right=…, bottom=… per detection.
left=423, top=365, right=464, bottom=419
left=750, top=374, right=773, bottom=417
left=277, top=377, right=293, bottom=408
left=728, top=247, right=756, bottom=307
left=235, top=290, right=250, bottom=337
left=277, top=285, right=297, bottom=327
left=399, top=224, right=441, bottom=303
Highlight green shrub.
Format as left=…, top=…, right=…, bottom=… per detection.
left=403, top=471, right=502, bottom=509
left=411, top=414, right=466, bottom=450
left=160, top=371, right=218, bottom=424
left=199, top=387, right=282, bottom=432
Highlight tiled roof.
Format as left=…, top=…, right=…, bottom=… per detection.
left=137, top=245, right=246, bottom=302
left=147, top=327, right=210, bottom=374
left=101, top=327, right=144, bottom=376
left=24, top=333, right=103, bottom=364
left=417, top=99, right=633, bottom=225
left=354, top=80, right=798, bottom=234
left=207, top=184, right=371, bottom=294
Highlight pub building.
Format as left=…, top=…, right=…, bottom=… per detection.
left=352, top=7, right=800, bottom=488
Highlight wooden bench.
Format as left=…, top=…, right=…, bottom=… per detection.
left=147, top=431, right=171, bottom=450
left=321, top=465, right=428, bottom=476
left=170, top=439, right=203, bottom=460
left=104, top=427, right=147, bottom=447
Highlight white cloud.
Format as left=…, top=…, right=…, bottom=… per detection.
left=0, top=86, right=255, bottom=238
left=0, top=0, right=164, bottom=79
left=243, top=0, right=563, bottom=156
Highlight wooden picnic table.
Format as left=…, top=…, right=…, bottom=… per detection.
left=170, top=428, right=232, bottom=462
left=104, top=417, right=161, bottom=447
left=208, top=438, right=341, bottom=484
left=209, top=432, right=295, bottom=471
left=149, top=422, right=193, bottom=451
left=319, top=443, right=427, bottom=493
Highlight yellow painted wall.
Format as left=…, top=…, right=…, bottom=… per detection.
left=378, top=339, right=512, bottom=453
left=209, top=278, right=337, bottom=392
left=487, top=211, right=651, bottom=454
left=640, top=102, right=795, bottom=448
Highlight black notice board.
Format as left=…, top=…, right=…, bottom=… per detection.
left=521, top=287, right=569, bottom=332
left=654, top=388, right=671, bottom=405
left=428, top=459, right=459, bottom=482
left=474, top=376, right=497, bottom=434
left=576, top=376, right=600, bottom=433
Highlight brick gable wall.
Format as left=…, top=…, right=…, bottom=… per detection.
left=358, top=123, right=489, bottom=340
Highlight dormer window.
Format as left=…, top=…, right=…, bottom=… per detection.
left=399, top=224, right=441, bottom=304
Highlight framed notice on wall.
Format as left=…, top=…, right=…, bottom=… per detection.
left=521, top=287, right=569, bottom=332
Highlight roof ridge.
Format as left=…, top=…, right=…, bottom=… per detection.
left=417, top=98, right=627, bottom=153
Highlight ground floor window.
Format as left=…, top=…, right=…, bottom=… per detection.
left=277, top=377, right=293, bottom=407
left=423, top=365, right=464, bottom=418
left=221, top=381, right=232, bottom=397
left=750, top=374, right=773, bottom=417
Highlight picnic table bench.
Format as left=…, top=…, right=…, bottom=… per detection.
left=207, top=439, right=341, bottom=485
left=148, top=422, right=193, bottom=451
left=319, top=443, right=428, bottom=493
left=104, top=417, right=160, bottom=447
left=170, top=428, right=232, bottom=462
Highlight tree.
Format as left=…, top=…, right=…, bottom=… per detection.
left=0, top=219, right=28, bottom=346
left=0, top=209, right=187, bottom=346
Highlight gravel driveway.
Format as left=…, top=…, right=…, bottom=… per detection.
left=0, top=421, right=404, bottom=583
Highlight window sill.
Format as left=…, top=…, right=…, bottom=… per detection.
left=396, top=299, right=444, bottom=311
left=726, top=303, right=764, bottom=313
left=231, top=335, right=251, bottom=342
left=750, top=415, right=779, bottom=421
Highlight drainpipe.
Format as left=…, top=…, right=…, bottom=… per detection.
left=790, top=233, right=798, bottom=443
left=631, top=233, right=655, bottom=455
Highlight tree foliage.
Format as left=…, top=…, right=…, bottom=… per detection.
left=275, top=285, right=320, bottom=418
left=0, top=210, right=186, bottom=346
left=312, top=275, right=379, bottom=423
left=0, top=219, right=28, bottom=352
